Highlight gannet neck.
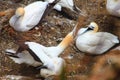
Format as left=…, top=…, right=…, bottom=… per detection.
left=15, top=7, right=25, bottom=17
left=58, top=32, right=73, bottom=49
left=51, top=32, right=73, bottom=57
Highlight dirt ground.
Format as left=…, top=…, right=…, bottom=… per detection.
left=0, top=0, right=120, bottom=80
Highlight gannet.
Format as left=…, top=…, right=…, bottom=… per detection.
left=9, top=0, right=59, bottom=32
left=75, top=22, right=119, bottom=54
left=5, top=30, right=73, bottom=65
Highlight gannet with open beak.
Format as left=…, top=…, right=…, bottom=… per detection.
left=45, top=0, right=81, bottom=13
left=75, top=22, right=119, bottom=55
left=9, top=0, right=59, bottom=32
left=106, top=0, right=120, bottom=17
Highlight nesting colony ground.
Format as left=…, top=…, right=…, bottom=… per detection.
left=0, top=0, right=120, bottom=80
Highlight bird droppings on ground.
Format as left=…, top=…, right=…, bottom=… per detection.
left=0, top=0, right=120, bottom=80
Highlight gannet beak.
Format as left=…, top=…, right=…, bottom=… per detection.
left=79, top=25, right=92, bottom=34
left=72, top=16, right=87, bottom=37
left=77, top=22, right=99, bottom=35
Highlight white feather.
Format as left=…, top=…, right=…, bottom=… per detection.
left=76, top=23, right=119, bottom=54
left=45, top=0, right=80, bottom=12
left=9, top=1, right=48, bottom=31
left=5, top=49, right=41, bottom=67
left=106, top=0, right=120, bottom=17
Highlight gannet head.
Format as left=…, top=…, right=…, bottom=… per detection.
left=15, top=7, right=25, bottom=17
left=88, top=22, right=99, bottom=33
left=77, top=22, right=99, bottom=36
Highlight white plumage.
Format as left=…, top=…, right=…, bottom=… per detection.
left=6, top=43, right=65, bottom=78
left=45, top=0, right=80, bottom=12
left=5, top=49, right=41, bottom=67
left=76, top=22, right=119, bottom=54
left=40, top=58, right=65, bottom=78
left=106, top=0, right=120, bottom=17
left=9, top=1, right=48, bottom=32
left=25, top=42, right=65, bottom=77
left=5, top=31, right=73, bottom=77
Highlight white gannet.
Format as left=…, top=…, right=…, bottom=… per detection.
left=45, top=0, right=81, bottom=13
left=5, top=31, right=72, bottom=77
left=24, top=42, right=66, bottom=78
left=6, top=44, right=65, bottom=78
left=106, top=0, right=120, bottom=17
left=5, top=26, right=74, bottom=77
left=75, top=22, right=119, bottom=55
left=5, top=29, right=73, bottom=65
left=9, top=0, right=59, bottom=32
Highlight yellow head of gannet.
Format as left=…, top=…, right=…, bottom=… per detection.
left=88, top=22, right=99, bottom=33
left=15, top=7, right=25, bottom=17
left=76, top=22, right=99, bottom=36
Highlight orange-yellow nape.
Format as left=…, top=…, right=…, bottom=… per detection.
left=90, top=22, right=99, bottom=33
left=15, top=7, right=25, bottom=17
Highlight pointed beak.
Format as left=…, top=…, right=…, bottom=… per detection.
left=79, top=26, right=93, bottom=35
